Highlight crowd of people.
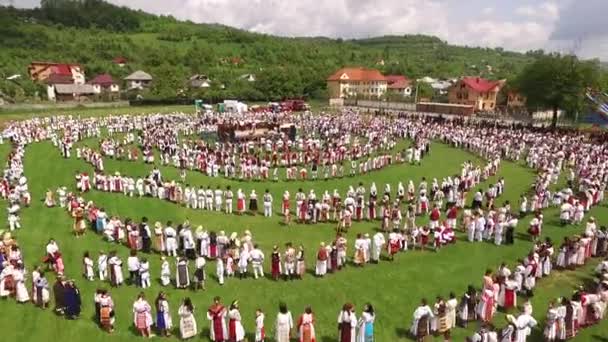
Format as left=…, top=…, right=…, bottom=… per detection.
left=1, top=109, right=608, bottom=340
left=106, top=294, right=376, bottom=342
left=410, top=218, right=608, bottom=342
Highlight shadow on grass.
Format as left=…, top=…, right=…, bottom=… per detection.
left=320, top=336, right=339, bottom=342
left=395, top=327, right=411, bottom=339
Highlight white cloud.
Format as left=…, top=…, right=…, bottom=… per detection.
left=6, top=0, right=607, bottom=59
left=453, top=20, right=553, bottom=52
left=515, top=5, right=535, bottom=17
left=481, top=7, right=495, bottom=15
left=166, top=0, right=451, bottom=39
left=516, top=1, right=559, bottom=21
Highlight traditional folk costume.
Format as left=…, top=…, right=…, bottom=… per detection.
left=410, top=305, right=433, bottom=340
left=133, top=298, right=153, bottom=334
left=356, top=311, right=374, bottom=342
left=228, top=307, right=246, bottom=342
left=178, top=304, right=198, bottom=339
left=255, top=312, right=265, bottom=342
left=176, top=258, right=190, bottom=289
left=156, top=298, right=173, bottom=334
left=271, top=250, right=282, bottom=280
left=338, top=309, right=357, bottom=342
left=108, top=256, right=123, bottom=287
left=207, top=303, right=228, bottom=342
left=276, top=311, right=293, bottom=342
left=99, top=294, right=115, bottom=332
left=297, top=312, right=316, bottom=342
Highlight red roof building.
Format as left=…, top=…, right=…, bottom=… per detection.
left=385, top=75, right=413, bottom=97
left=327, top=67, right=387, bottom=82
left=113, top=57, right=127, bottom=65
left=28, top=61, right=85, bottom=84
left=460, top=77, right=503, bottom=93
left=327, top=67, right=389, bottom=98
left=45, top=73, right=74, bottom=85
left=448, top=77, right=505, bottom=112
left=385, top=75, right=411, bottom=89
left=89, top=73, right=120, bottom=93
left=89, top=74, right=115, bottom=87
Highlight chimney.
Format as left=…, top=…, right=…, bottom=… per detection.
left=476, top=77, right=480, bottom=83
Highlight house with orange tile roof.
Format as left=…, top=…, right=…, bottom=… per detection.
left=28, top=61, right=85, bottom=85
left=385, top=75, right=413, bottom=97
left=327, top=67, right=388, bottom=99
left=448, top=77, right=505, bottom=112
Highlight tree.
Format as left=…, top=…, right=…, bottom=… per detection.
left=415, top=82, right=434, bottom=102
left=517, top=54, right=601, bottom=127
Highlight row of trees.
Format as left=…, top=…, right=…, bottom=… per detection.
left=0, top=1, right=606, bottom=121
left=36, top=0, right=141, bottom=32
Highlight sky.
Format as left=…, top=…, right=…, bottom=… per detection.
left=6, top=0, right=608, bottom=60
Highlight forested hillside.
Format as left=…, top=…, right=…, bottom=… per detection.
left=0, top=0, right=539, bottom=103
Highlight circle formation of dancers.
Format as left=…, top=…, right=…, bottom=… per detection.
left=0, top=109, right=608, bottom=341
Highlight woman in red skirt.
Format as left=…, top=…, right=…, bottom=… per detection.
left=236, top=189, right=245, bottom=215
left=271, top=246, right=281, bottom=280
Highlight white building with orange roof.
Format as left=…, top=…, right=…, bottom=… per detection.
left=327, top=67, right=388, bottom=99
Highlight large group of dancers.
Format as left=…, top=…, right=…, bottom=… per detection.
left=0, top=108, right=607, bottom=341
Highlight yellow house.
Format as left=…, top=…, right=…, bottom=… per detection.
left=448, top=77, right=505, bottom=112
left=327, top=67, right=388, bottom=99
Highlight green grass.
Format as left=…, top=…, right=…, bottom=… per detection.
left=0, top=128, right=607, bottom=342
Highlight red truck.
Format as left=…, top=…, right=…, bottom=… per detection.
left=280, top=99, right=309, bottom=111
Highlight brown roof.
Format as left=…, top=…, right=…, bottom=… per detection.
left=54, top=84, right=96, bottom=94
left=386, top=75, right=411, bottom=89
left=327, top=67, right=387, bottom=82
left=89, top=74, right=116, bottom=87
left=45, top=73, right=74, bottom=85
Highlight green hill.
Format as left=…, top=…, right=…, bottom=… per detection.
left=0, top=0, right=536, bottom=103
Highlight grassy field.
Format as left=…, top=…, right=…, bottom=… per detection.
left=0, top=113, right=607, bottom=341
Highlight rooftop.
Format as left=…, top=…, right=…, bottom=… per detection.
left=327, top=67, right=386, bottom=82
left=386, top=75, right=411, bottom=89
left=89, top=74, right=116, bottom=86
left=124, top=70, right=152, bottom=81
left=460, top=77, right=504, bottom=92
left=54, top=84, right=96, bottom=94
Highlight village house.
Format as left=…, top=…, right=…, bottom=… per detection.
left=47, top=84, right=96, bottom=102
left=386, top=75, right=413, bottom=97
left=89, top=74, right=120, bottom=100
left=239, top=74, right=256, bottom=82
left=327, top=67, right=388, bottom=99
left=448, top=76, right=505, bottom=112
left=112, top=56, right=128, bottom=67
left=28, top=61, right=85, bottom=84
left=417, top=76, right=454, bottom=95
left=188, top=74, right=212, bottom=88
left=124, top=70, right=153, bottom=90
